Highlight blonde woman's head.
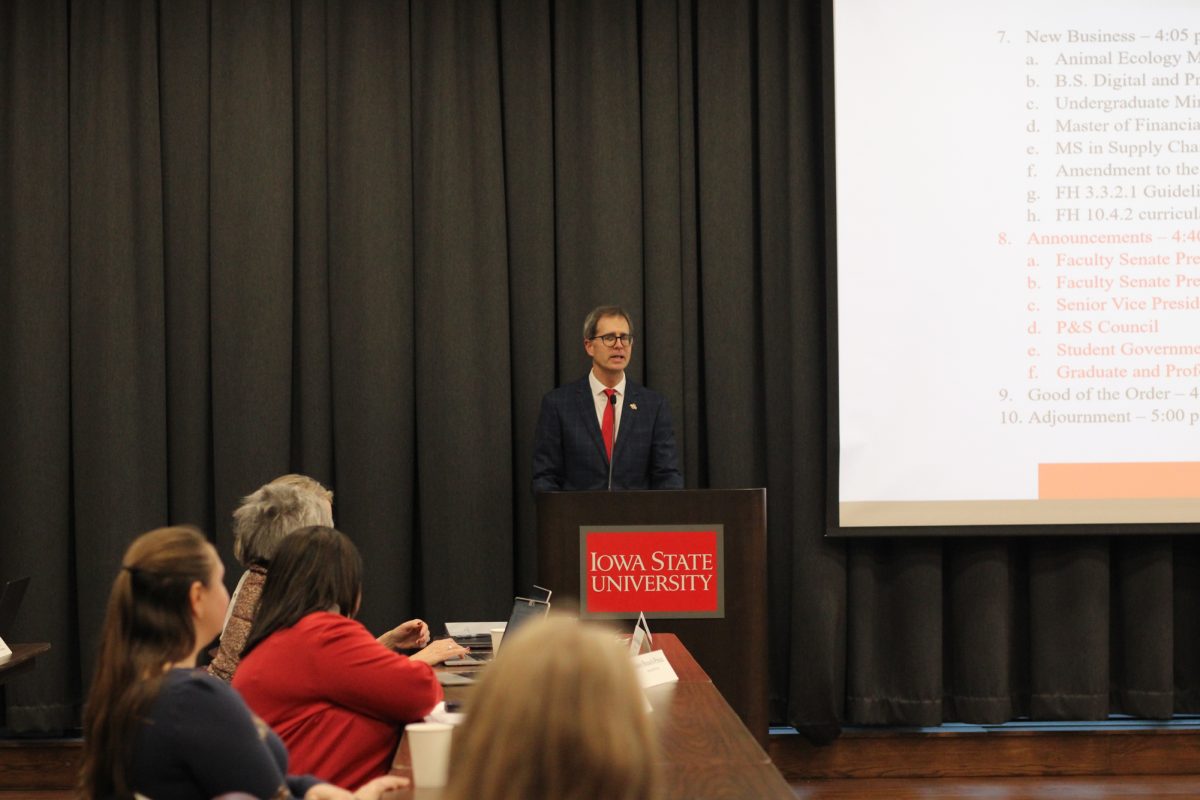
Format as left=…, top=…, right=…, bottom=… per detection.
left=444, top=615, right=661, bottom=800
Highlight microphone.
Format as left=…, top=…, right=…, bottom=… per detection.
left=607, top=391, right=618, bottom=491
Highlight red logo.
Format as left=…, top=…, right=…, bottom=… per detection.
left=583, top=529, right=720, bottom=615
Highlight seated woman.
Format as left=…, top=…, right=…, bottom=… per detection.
left=78, top=526, right=406, bottom=800
left=211, top=474, right=432, bottom=683
left=234, top=526, right=467, bottom=789
left=443, top=615, right=662, bottom=800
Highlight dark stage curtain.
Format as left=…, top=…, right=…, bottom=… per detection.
left=0, top=0, right=1194, bottom=739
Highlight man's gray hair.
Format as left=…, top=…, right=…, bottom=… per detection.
left=582, top=305, right=633, bottom=341
left=232, top=475, right=334, bottom=567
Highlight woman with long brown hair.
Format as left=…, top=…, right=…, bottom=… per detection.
left=442, top=615, right=662, bottom=800
left=79, top=526, right=406, bottom=800
left=234, top=526, right=462, bottom=790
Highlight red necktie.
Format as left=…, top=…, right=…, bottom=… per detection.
left=602, top=388, right=616, bottom=461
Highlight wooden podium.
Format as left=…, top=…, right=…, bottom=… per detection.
left=536, top=488, right=768, bottom=744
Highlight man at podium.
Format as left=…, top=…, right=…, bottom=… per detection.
left=532, top=305, right=683, bottom=493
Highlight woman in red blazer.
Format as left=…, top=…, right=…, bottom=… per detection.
left=233, top=526, right=467, bottom=788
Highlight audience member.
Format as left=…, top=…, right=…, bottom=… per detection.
left=234, top=526, right=467, bottom=788
left=78, top=526, right=406, bottom=800
left=210, top=474, right=430, bottom=682
left=443, top=615, right=662, bottom=800
left=208, top=475, right=333, bottom=682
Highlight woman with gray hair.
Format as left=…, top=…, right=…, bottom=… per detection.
left=208, top=475, right=431, bottom=682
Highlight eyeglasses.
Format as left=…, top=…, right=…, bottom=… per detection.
left=590, top=333, right=634, bottom=347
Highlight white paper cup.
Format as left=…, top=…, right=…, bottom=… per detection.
left=405, top=722, right=453, bottom=788
left=489, top=626, right=505, bottom=653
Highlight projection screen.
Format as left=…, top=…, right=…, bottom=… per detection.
left=831, top=0, right=1200, bottom=532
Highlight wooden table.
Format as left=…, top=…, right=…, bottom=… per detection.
left=389, top=634, right=792, bottom=799
left=0, top=643, right=49, bottom=686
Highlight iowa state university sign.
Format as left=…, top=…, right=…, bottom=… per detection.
left=579, top=525, right=725, bottom=619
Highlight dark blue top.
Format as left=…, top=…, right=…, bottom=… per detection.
left=129, top=668, right=321, bottom=800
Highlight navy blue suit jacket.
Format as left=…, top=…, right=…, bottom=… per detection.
left=532, top=375, right=684, bottom=492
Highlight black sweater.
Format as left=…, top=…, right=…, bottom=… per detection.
left=129, top=668, right=321, bottom=800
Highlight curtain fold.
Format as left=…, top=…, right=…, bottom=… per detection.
left=1028, top=539, right=1110, bottom=718
left=551, top=0, right=644, bottom=374
left=290, top=0, right=335, bottom=484
left=323, top=0, right=420, bottom=625
left=0, top=0, right=1192, bottom=739
left=67, top=0, right=171, bottom=714
left=1112, top=537, right=1173, bottom=717
left=159, top=0, right=215, bottom=531
left=0, top=0, right=75, bottom=732
left=498, top=0, right=557, bottom=592
left=410, top=0, right=513, bottom=624
left=944, top=539, right=1024, bottom=722
left=209, top=0, right=296, bottom=570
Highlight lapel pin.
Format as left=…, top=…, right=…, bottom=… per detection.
left=629, top=403, right=638, bottom=410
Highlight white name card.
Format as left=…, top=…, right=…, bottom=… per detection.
left=632, top=649, right=679, bottom=689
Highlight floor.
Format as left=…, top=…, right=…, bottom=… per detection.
left=792, top=776, right=1200, bottom=798
left=8, top=725, right=1200, bottom=799
left=7, top=776, right=1200, bottom=799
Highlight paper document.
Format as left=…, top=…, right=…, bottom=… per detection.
left=445, top=621, right=505, bottom=637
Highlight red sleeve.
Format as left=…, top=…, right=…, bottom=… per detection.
left=306, top=614, right=443, bottom=722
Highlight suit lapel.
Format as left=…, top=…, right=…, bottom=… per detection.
left=576, top=377, right=608, bottom=463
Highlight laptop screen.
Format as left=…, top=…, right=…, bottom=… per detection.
left=445, top=585, right=552, bottom=656
left=498, top=596, right=550, bottom=652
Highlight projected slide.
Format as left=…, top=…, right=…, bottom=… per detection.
left=834, top=0, right=1200, bottom=527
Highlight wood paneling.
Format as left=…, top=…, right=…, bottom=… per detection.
left=6, top=717, right=1200, bottom=798
left=768, top=727, right=1200, bottom=780
left=0, top=740, right=78, bottom=791
left=792, top=775, right=1200, bottom=798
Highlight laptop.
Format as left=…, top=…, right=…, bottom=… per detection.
left=445, top=585, right=552, bottom=663
left=0, top=577, right=29, bottom=640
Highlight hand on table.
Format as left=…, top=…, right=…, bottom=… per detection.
left=355, top=775, right=410, bottom=800
left=410, top=637, right=469, bottom=665
left=304, top=775, right=408, bottom=800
